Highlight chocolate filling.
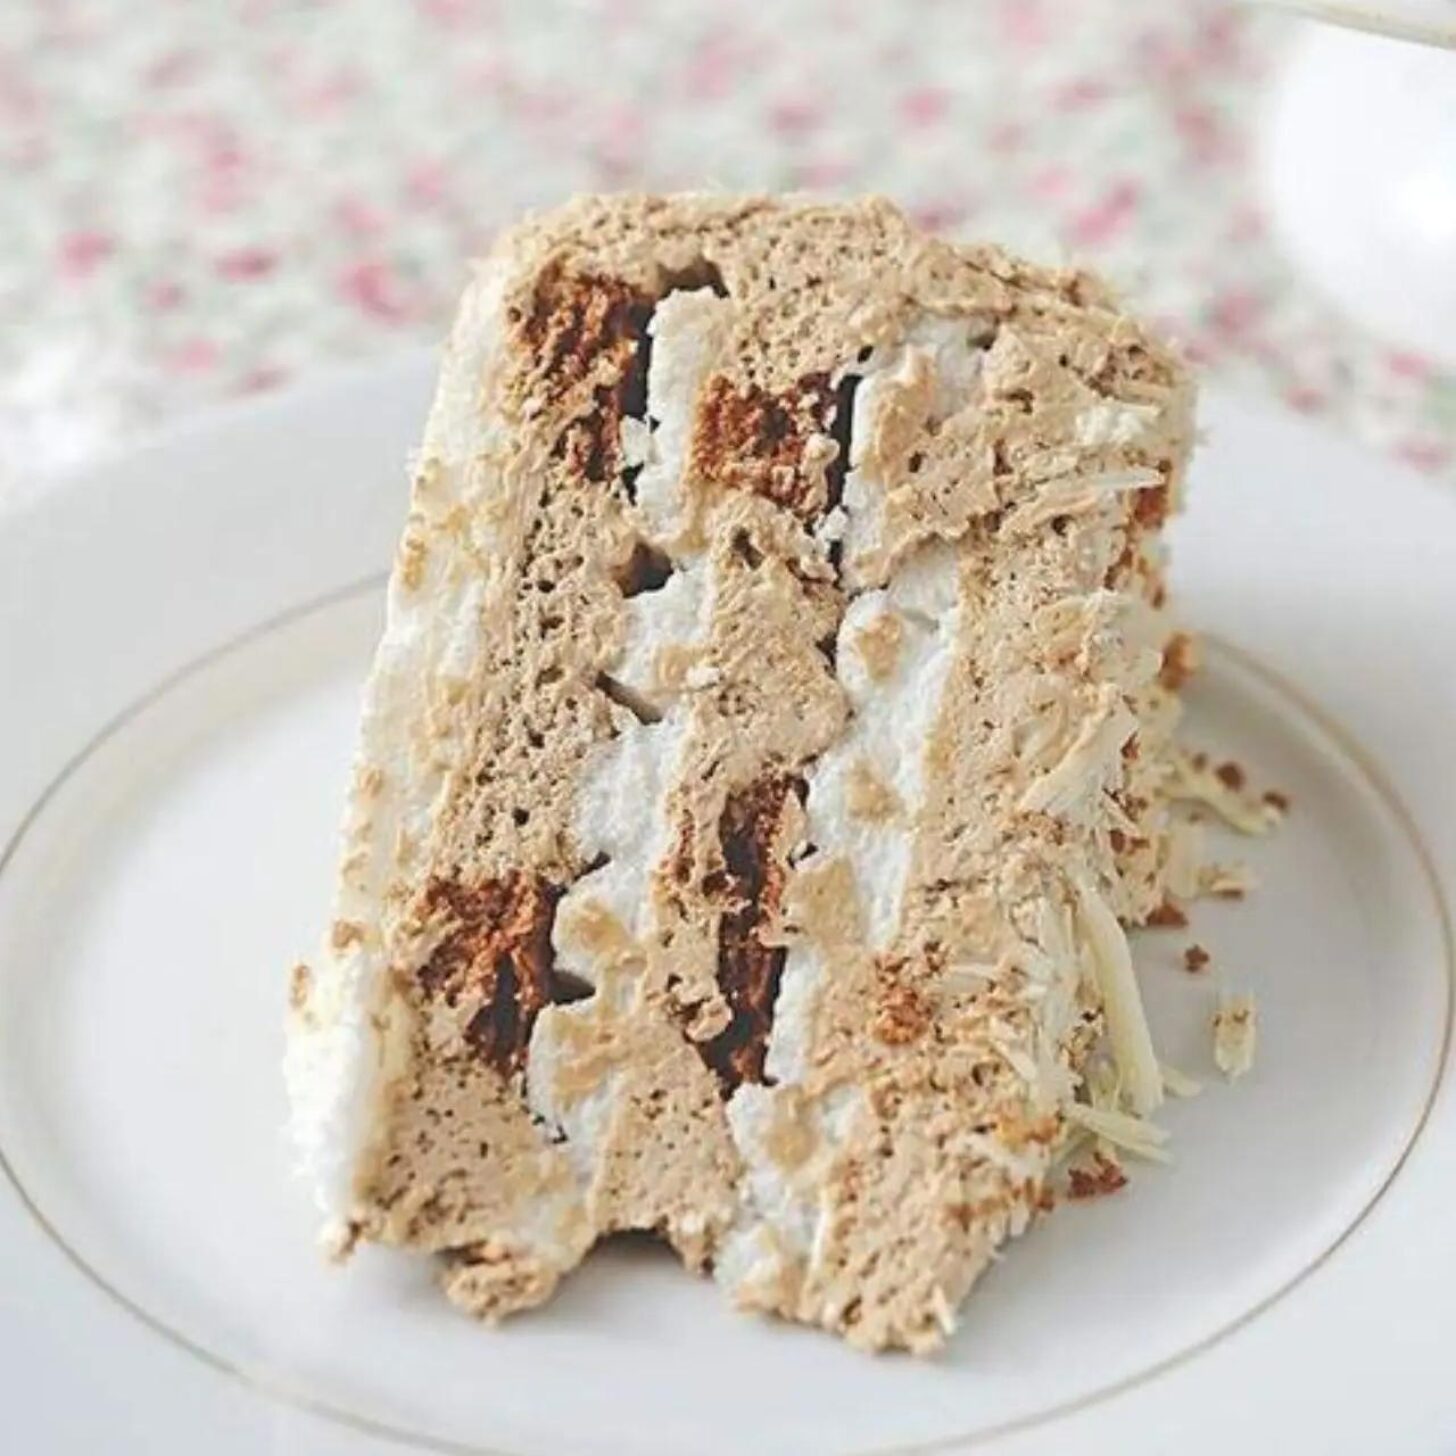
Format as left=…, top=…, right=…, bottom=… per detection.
left=691, top=373, right=838, bottom=523
left=614, top=538, right=674, bottom=597
left=823, top=373, right=860, bottom=518
left=515, top=263, right=655, bottom=489
left=700, top=774, right=803, bottom=1091
left=824, top=372, right=860, bottom=573
left=517, top=262, right=649, bottom=403
left=616, top=297, right=655, bottom=504
left=418, top=874, right=584, bottom=1074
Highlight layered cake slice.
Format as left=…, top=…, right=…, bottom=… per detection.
left=286, top=194, right=1202, bottom=1352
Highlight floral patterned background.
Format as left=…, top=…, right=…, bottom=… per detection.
left=2, top=0, right=1453, bottom=494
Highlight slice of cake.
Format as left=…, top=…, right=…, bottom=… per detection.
left=286, top=194, right=1202, bottom=1353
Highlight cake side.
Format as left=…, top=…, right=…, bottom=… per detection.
left=283, top=255, right=563, bottom=1246
left=287, top=194, right=1198, bottom=1348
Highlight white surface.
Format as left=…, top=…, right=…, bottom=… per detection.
left=0, top=354, right=1455, bottom=1454
left=1260, top=23, right=1456, bottom=368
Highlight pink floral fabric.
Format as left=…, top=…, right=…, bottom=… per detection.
left=1, top=0, right=1452, bottom=487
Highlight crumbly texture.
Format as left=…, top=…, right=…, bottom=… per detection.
left=1213, top=994, right=1258, bottom=1080
left=286, top=194, right=1202, bottom=1353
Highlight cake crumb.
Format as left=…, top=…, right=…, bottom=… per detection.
left=1213, top=994, right=1257, bottom=1080
left=330, top=919, right=365, bottom=950
left=1214, top=761, right=1246, bottom=791
left=873, top=980, right=933, bottom=1046
left=1159, top=632, right=1196, bottom=690
left=1146, top=898, right=1188, bottom=929
left=1201, top=860, right=1255, bottom=899
left=288, top=962, right=312, bottom=1011
left=398, top=531, right=429, bottom=591
left=1067, top=1152, right=1128, bottom=1200
left=1183, top=943, right=1211, bottom=973
left=1173, top=751, right=1281, bottom=836
left=1263, top=788, right=1291, bottom=814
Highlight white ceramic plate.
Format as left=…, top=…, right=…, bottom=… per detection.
left=2, top=355, right=1454, bottom=1456
left=1253, top=1, right=1456, bottom=48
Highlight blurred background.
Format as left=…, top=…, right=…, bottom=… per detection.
left=1, top=0, right=1453, bottom=491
